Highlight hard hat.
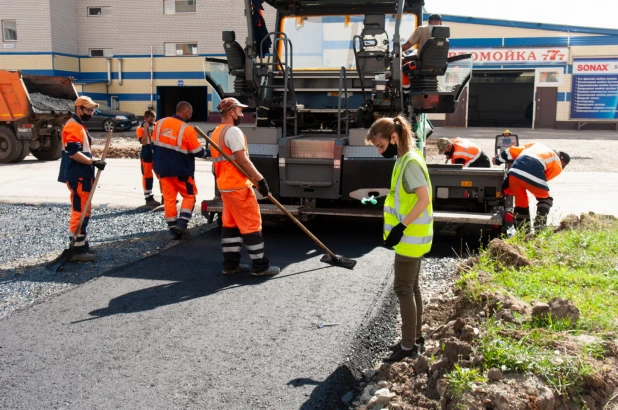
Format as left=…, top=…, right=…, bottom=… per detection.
left=436, top=138, right=451, bottom=154
left=503, top=129, right=511, bottom=135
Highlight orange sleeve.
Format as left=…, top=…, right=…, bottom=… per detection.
left=182, top=126, right=202, bottom=152
left=62, top=122, right=84, bottom=146
left=136, top=126, right=144, bottom=139
left=545, top=162, right=562, bottom=181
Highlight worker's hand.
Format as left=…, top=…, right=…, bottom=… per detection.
left=384, top=223, right=407, bottom=248
left=492, top=156, right=498, bottom=165
left=257, top=178, right=269, bottom=197
left=92, top=159, right=107, bottom=171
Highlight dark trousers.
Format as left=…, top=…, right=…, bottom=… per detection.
left=394, top=253, right=423, bottom=348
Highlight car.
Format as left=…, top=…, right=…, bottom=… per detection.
left=82, top=103, right=138, bottom=132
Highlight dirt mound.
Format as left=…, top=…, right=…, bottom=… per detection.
left=555, top=212, right=617, bottom=233
left=488, top=238, right=531, bottom=268
left=91, top=145, right=140, bottom=159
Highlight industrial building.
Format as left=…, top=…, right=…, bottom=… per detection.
left=1, top=0, right=616, bottom=129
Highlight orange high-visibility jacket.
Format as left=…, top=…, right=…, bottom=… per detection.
left=210, top=124, right=252, bottom=191
left=151, top=116, right=205, bottom=178
left=450, top=137, right=481, bottom=166
left=497, top=142, right=562, bottom=191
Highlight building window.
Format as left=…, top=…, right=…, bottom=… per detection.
left=2, top=20, right=17, bottom=41
left=164, top=42, right=197, bottom=56
left=87, top=7, right=111, bottom=16
left=164, top=0, right=196, bottom=14
left=90, top=48, right=113, bottom=57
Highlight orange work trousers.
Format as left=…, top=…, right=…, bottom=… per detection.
left=221, top=187, right=262, bottom=234
left=505, top=175, right=550, bottom=209
left=67, top=178, right=92, bottom=247
left=140, top=159, right=160, bottom=199
left=160, top=176, right=197, bottom=228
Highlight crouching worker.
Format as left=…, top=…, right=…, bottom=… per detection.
left=211, top=98, right=279, bottom=277
left=437, top=137, right=491, bottom=168
left=57, top=96, right=107, bottom=262
left=493, top=142, right=570, bottom=232
left=151, top=101, right=210, bottom=240
left=136, top=109, right=161, bottom=207
left=366, top=115, right=433, bottom=362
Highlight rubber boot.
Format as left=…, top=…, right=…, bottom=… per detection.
left=514, top=206, right=531, bottom=234
left=534, top=197, right=553, bottom=233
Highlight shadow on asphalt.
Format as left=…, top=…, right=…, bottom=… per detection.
left=75, top=217, right=386, bottom=323
left=296, top=365, right=357, bottom=410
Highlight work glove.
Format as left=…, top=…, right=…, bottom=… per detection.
left=384, top=222, right=407, bottom=248
left=257, top=178, right=270, bottom=197
left=92, top=159, right=107, bottom=171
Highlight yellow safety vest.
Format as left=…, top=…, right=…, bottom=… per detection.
left=383, top=150, right=434, bottom=257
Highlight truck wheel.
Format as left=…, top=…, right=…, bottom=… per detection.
left=12, top=140, right=30, bottom=163
left=0, top=127, right=21, bottom=164
left=31, top=133, right=62, bottom=161
left=103, top=119, right=115, bottom=132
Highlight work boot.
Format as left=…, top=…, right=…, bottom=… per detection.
left=70, top=250, right=97, bottom=262
left=170, top=225, right=190, bottom=238
left=251, top=266, right=280, bottom=277
left=389, top=337, right=425, bottom=353
left=169, top=229, right=183, bottom=240
left=222, top=263, right=250, bottom=275
left=145, top=196, right=161, bottom=207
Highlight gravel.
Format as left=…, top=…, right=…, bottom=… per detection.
left=0, top=203, right=212, bottom=320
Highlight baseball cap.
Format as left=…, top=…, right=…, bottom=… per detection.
left=74, top=96, right=99, bottom=109
left=217, top=97, right=248, bottom=112
left=558, top=151, right=570, bottom=167
left=436, top=138, right=450, bottom=154
left=428, top=13, right=442, bottom=21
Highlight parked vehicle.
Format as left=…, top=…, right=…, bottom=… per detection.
left=0, top=70, right=77, bottom=163
left=82, top=103, right=138, bottom=132
left=202, top=0, right=514, bottom=236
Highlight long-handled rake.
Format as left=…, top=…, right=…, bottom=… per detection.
left=46, top=130, right=113, bottom=272
left=195, top=126, right=356, bottom=270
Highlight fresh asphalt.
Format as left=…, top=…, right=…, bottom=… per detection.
left=0, top=218, right=403, bottom=409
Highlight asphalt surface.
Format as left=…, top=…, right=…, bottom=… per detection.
left=0, top=219, right=403, bottom=409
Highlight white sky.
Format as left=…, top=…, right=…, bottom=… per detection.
left=426, top=0, right=617, bottom=30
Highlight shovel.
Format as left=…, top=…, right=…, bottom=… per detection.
left=46, top=131, right=113, bottom=272
left=195, top=126, right=356, bottom=270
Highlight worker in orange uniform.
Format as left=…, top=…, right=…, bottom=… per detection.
left=436, top=137, right=491, bottom=168
left=57, top=96, right=107, bottom=262
left=136, top=109, right=161, bottom=207
left=151, top=101, right=210, bottom=240
left=210, top=97, right=279, bottom=276
left=493, top=142, right=570, bottom=232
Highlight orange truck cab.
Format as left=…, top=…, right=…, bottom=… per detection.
left=0, top=70, right=78, bottom=163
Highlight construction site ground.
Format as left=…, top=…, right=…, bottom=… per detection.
left=1, top=126, right=617, bottom=409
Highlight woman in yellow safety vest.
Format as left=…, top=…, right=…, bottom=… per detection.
left=365, top=115, right=433, bottom=362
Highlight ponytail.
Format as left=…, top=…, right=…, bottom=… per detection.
left=365, top=115, right=416, bottom=154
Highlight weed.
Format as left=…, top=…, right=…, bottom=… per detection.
left=444, top=364, right=487, bottom=399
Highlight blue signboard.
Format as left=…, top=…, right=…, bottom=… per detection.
left=570, top=58, right=618, bottom=119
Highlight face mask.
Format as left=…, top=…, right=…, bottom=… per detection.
left=232, top=111, right=243, bottom=126
left=80, top=113, right=92, bottom=122
left=381, top=142, right=398, bottom=158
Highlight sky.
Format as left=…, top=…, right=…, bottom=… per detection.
left=426, top=0, right=617, bottom=30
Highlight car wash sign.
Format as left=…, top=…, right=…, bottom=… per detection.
left=570, top=58, right=618, bottom=119
left=448, top=47, right=568, bottom=65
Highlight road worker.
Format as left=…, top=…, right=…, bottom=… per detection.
left=436, top=137, right=491, bottom=168
left=401, top=13, right=442, bottom=92
left=493, top=142, right=570, bottom=232
left=57, top=96, right=107, bottom=262
left=136, top=109, right=161, bottom=208
left=151, top=101, right=209, bottom=240
left=210, top=97, right=279, bottom=277
left=365, top=115, right=433, bottom=362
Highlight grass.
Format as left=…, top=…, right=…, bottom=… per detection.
left=449, top=215, right=618, bottom=402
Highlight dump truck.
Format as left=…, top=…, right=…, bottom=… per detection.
left=0, top=70, right=78, bottom=164
left=202, top=0, right=514, bottom=236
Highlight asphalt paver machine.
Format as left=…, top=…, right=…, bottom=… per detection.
left=203, top=0, right=512, bottom=236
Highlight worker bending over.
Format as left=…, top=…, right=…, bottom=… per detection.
left=151, top=101, right=209, bottom=240
left=210, top=97, right=279, bottom=277
left=136, top=109, right=161, bottom=208
left=57, top=96, right=107, bottom=262
left=493, top=142, right=570, bottom=232
left=437, top=137, right=491, bottom=168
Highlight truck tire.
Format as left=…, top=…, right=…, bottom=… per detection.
left=31, top=132, right=62, bottom=161
left=103, top=119, right=115, bottom=132
left=0, top=127, right=21, bottom=164
left=12, top=140, right=30, bottom=163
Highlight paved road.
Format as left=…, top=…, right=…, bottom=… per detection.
left=0, top=219, right=395, bottom=409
